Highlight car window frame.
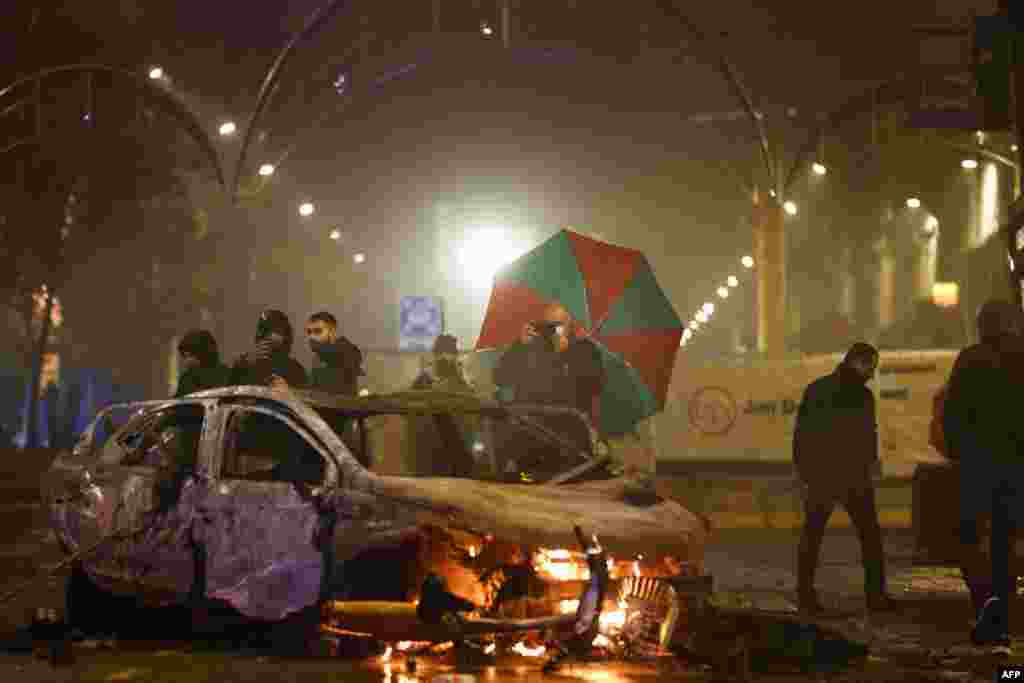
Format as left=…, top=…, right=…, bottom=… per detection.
left=218, top=404, right=337, bottom=487
left=100, top=402, right=207, bottom=470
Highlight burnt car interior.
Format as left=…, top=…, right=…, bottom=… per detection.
left=114, top=404, right=203, bottom=470
left=222, top=410, right=325, bottom=485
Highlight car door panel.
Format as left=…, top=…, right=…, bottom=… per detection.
left=199, top=406, right=329, bottom=621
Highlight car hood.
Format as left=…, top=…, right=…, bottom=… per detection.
left=367, top=474, right=707, bottom=564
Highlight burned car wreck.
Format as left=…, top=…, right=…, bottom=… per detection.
left=41, top=386, right=710, bottom=656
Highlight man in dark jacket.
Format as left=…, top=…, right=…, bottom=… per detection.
left=943, top=299, right=1024, bottom=647
left=230, top=309, right=308, bottom=389
left=305, top=311, right=363, bottom=396
left=794, top=342, right=891, bottom=614
left=174, top=330, right=231, bottom=398
left=492, top=304, right=604, bottom=476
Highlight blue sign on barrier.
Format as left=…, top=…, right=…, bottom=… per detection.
left=399, top=296, right=443, bottom=351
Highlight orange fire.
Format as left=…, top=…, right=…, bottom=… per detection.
left=533, top=548, right=590, bottom=582
left=511, top=641, right=547, bottom=657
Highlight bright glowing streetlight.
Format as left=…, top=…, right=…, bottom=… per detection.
left=148, top=66, right=163, bottom=80
left=702, top=302, right=714, bottom=315
left=741, top=255, right=755, bottom=269
left=727, top=275, right=739, bottom=287
left=481, top=23, right=493, bottom=36
left=695, top=311, right=707, bottom=323
left=218, top=121, right=236, bottom=136
left=688, top=321, right=698, bottom=330
left=717, top=286, right=729, bottom=298
left=906, top=197, right=921, bottom=209
left=812, top=162, right=827, bottom=175
left=923, top=216, right=939, bottom=235
left=457, top=228, right=527, bottom=291
left=298, top=202, right=315, bottom=217
left=783, top=201, right=797, bottom=215
left=329, top=229, right=341, bottom=241
left=258, top=163, right=275, bottom=176
left=1013, top=144, right=1019, bottom=153
left=961, top=158, right=979, bottom=170
left=683, top=329, right=692, bottom=340
left=353, top=253, right=366, bottom=264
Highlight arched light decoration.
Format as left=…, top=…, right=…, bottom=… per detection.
left=783, top=201, right=797, bottom=216
left=812, top=162, right=827, bottom=175
left=298, top=202, right=315, bottom=216
left=962, top=159, right=979, bottom=170
left=218, top=121, right=237, bottom=136
left=702, top=302, right=714, bottom=315
left=148, top=66, right=163, bottom=80
left=717, top=286, right=729, bottom=298
left=727, top=275, right=739, bottom=287
left=258, top=163, right=275, bottom=176
left=329, top=229, right=341, bottom=241
left=742, top=255, right=754, bottom=268
left=353, top=253, right=366, bottom=264
left=906, top=197, right=921, bottom=209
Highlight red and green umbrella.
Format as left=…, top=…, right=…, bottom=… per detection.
left=475, top=228, right=683, bottom=436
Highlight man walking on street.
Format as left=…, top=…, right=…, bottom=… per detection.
left=794, top=342, right=892, bottom=614
left=943, top=299, right=1024, bottom=647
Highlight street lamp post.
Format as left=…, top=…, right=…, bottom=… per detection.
left=752, top=189, right=786, bottom=356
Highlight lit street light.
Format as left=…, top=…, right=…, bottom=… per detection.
left=258, top=163, right=275, bottom=176
left=218, top=121, right=237, bottom=136
left=148, top=66, right=163, bottom=80
left=683, top=329, right=693, bottom=340
left=695, top=311, right=707, bottom=323
left=812, top=162, right=827, bottom=175
left=727, top=275, right=739, bottom=287
left=717, top=286, right=729, bottom=298
left=1013, top=144, right=1019, bottom=153
left=702, top=302, right=714, bottom=315
left=783, top=201, right=797, bottom=215
left=906, top=197, right=921, bottom=209
left=924, top=216, right=938, bottom=235
left=741, top=255, right=755, bottom=269
left=329, top=229, right=341, bottom=241
left=481, top=23, right=493, bottom=36
left=298, top=202, right=315, bottom=217
left=353, top=253, right=366, bottom=264
left=962, top=159, right=979, bottom=170
left=688, top=321, right=698, bottom=330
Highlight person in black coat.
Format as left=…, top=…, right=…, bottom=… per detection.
left=794, top=342, right=891, bottom=614
left=943, top=299, right=1024, bottom=646
left=305, top=311, right=363, bottom=397
left=230, top=309, right=308, bottom=389
left=174, top=330, right=231, bottom=397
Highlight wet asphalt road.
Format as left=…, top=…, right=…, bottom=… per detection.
left=0, top=500, right=1017, bottom=681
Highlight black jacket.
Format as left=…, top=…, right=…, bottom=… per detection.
left=310, top=338, right=363, bottom=396
left=493, top=337, right=605, bottom=419
left=943, top=334, right=1024, bottom=466
left=174, top=363, right=232, bottom=398
left=230, top=352, right=308, bottom=389
left=793, top=366, right=878, bottom=486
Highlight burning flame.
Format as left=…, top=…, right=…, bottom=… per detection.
left=484, top=643, right=496, bottom=655
left=534, top=548, right=590, bottom=582
left=511, top=641, right=547, bottom=657
left=633, top=561, right=641, bottom=577
left=559, top=599, right=579, bottom=614
left=380, top=645, right=393, bottom=662
left=468, top=545, right=478, bottom=558
left=592, top=634, right=612, bottom=648
left=599, top=609, right=627, bottom=630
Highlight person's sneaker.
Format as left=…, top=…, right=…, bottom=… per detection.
left=866, top=594, right=896, bottom=612
left=971, top=597, right=1008, bottom=646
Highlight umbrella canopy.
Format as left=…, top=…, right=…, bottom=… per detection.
left=475, top=229, right=683, bottom=435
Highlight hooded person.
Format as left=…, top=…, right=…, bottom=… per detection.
left=793, top=342, right=891, bottom=614
left=943, top=298, right=1024, bottom=647
left=230, top=309, right=308, bottom=389
left=174, top=330, right=231, bottom=398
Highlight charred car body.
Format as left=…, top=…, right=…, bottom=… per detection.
left=42, top=387, right=709, bottom=650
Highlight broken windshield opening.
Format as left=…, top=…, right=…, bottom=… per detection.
left=310, top=406, right=608, bottom=484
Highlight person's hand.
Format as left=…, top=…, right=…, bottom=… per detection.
left=520, top=322, right=539, bottom=345
left=250, top=339, right=274, bottom=362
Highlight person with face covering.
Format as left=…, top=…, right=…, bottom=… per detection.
left=230, top=309, right=308, bottom=389
left=174, top=330, right=231, bottom=398
left=943, top=299, right=1024, bottom=648
left=794, top=342, right=891, bottom=614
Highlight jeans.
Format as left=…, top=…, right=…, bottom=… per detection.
left=798, top=483, right=886, bottom=598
